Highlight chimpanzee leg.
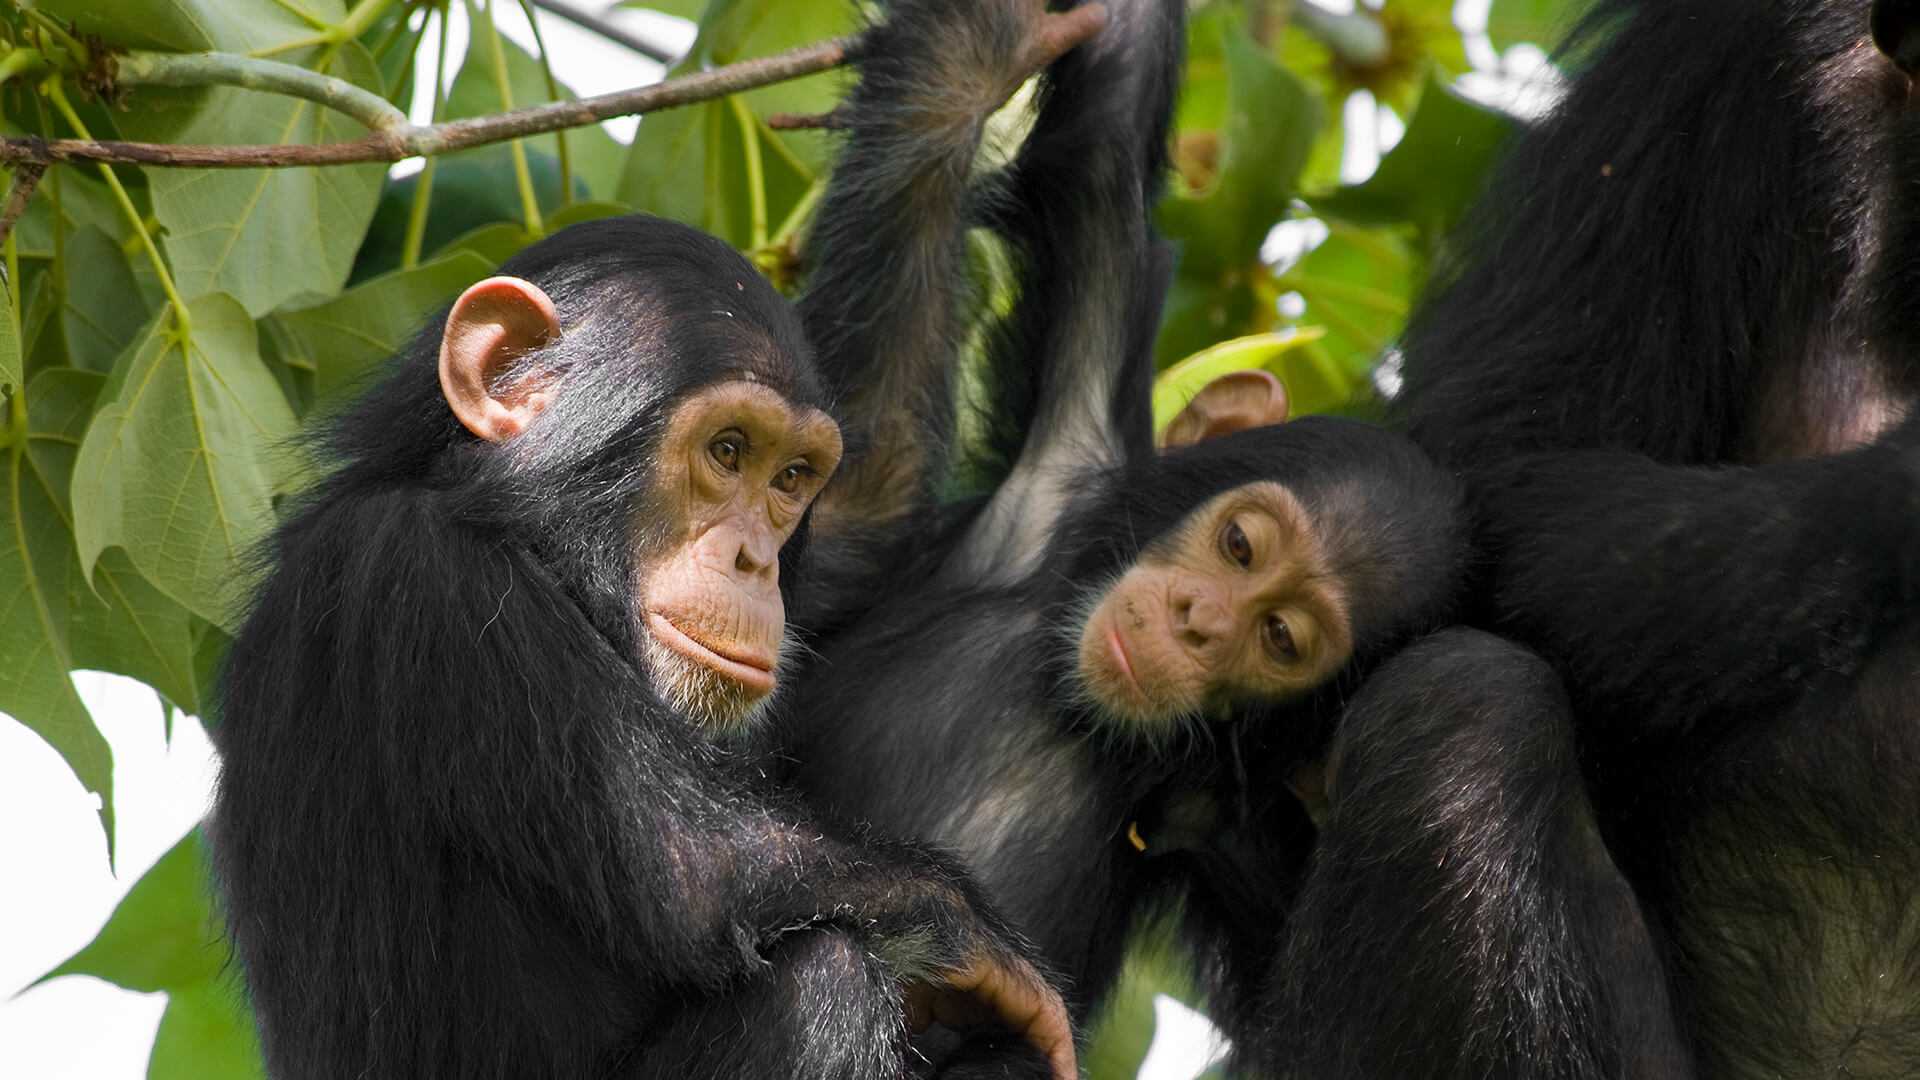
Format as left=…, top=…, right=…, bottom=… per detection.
left=629, top=930, right=908, bottom=1080
left=1237, top=629, right=1692, bottom=1080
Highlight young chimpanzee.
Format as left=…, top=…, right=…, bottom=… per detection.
left=1243, top=0, right=1920, bottom=1077
left=208, top=214, right=1080, bottom=1080
left=784, top=0, right=1467, bottom=1044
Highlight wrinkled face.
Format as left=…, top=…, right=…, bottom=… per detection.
left=636, top=380, right=842, bottom=731
left=1075, top=481, right=1352, bottom=733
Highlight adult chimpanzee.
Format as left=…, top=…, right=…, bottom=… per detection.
left=208, top=214, right=1084, bottom=1080
left=784, top=0, right=1468, bottom=1043
left=1243, top=1, right=1920, bottom=1077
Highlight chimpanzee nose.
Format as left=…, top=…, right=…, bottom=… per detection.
left=1874, top=0, right=1920, bottom=76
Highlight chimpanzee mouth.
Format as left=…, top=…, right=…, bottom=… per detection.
left=645, top=612, right=777, bottom=694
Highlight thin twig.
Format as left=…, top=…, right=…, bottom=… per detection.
left=0, top=163, right=46, bottom=250
left=0, top=35, right=862, bottom=169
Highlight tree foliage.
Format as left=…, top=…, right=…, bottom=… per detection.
left=0, top=0, right=1563, bottom=1074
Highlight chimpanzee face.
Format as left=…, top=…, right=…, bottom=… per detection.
left=635, top=380, right=841, bottom=730
left=1073, top=481, right=1352, bottom=733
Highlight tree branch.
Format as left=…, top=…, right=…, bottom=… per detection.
left=0, top=35, right=861, bottom=169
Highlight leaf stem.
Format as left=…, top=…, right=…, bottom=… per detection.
left=116, top=50, right=410, bottom=132
left=514, top=0, right=572, bottom=206
left=479, top=0, right=545, bottom=235
left=332, top=0, right=403, bottom=45
left=46, top=82, right=189, bottom=336
left=0, top=35, right=863, bottom=168
left=401, top=9, right=453, bottom=269
left=0, top=48, right=48, bottom=90
left=731, top=96, right=768, bottom=250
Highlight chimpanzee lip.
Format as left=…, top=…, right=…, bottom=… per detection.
left=1106, top=621, right=1145, bottom=695
left=646, top=612, right=777, bottom=692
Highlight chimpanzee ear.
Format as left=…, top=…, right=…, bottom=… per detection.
left=1158, top=369, right=1290, bottom=450
left=439, top=276, right=563, bottom=442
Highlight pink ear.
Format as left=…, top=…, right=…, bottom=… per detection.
left=1158, top=369, right=1290, bottom=450
left=438, top=276, right=563, bottom=443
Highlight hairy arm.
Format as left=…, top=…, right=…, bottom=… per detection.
left=796, top=0, right=1106, bottom=625
left=1470, top=431, right=1920, bottom=742
left=941, top=0, right=1184, bottom=586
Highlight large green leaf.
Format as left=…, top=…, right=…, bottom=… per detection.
left=36, top=0, right=343, bottom=58
left=1, top=369, right=116, bottom=850
left=22, top=366, right=200, bottom=712
left=266, top=249, right=494, bottom=406
left=10, top=168, right=133, bottom=261
left=43, top=828, right=266, bottom=1077
left=127, top=43, right=387, bottom=318
left=71, top=294, right=297, bottom=632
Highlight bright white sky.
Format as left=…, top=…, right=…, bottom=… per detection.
left=0, top=2, right=1542, bottom=1078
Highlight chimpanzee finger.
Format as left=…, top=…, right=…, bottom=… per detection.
left=1026, top=2, right=1109, bottom=71
left=938, top=954, right=1077, bottom=1080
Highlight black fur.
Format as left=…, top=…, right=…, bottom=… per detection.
left=1250, top=1, right=1920, bottom=1076
left=784, top=0, right=1467, bottom=1050
left=211, top=215, right=1051, bottom=1080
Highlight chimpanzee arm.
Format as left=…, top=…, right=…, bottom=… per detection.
left=1470, top=433, right=1920, bottom=743
left=797, top=0, right=1105, bottom=624
left=938, top=0, right=1184, bottom=587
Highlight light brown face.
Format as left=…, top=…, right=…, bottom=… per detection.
left=1075, top=481, right=1353, bottom=733
left=636, top=380, right=842, bottom=730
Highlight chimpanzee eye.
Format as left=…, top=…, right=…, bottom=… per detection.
left=1266, top=614, right=1298, bottom=661
left=709, top=436, right=742, bottom=471
left=1221, top=521, right=1252, bottom=567
left=773, top=462, right=812, bottom=494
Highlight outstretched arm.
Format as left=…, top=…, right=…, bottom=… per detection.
left=940, top=0, right=1185, bottom=586
left=796, top=0, right=1107, bottom=627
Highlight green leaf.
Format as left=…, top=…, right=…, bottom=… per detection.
left=1, top=370, right=116, bottom=851
left=1487, top=0, right=1572, bottom=52
left=55, top=226, right=156, bottom=374
left=21, top=366, right=200, bottom=711
left=42, top=829, right=264, bottom=1077
left=150, top=975, right=268, bottom=1080
left=45, top=830, right=223, bottom=990
left=127, top=43, right=388, bottom=318
left=36, top=0, right=343, bottom=58
left=266, top=249, right=494, bottom=407
left=1150, top=328, right=1329, bottom=435
left=71, top=294, right=297, bottom=632
left=1281, top=224, right=1413, bottom=387
left=11, top=169, right=133, bottom=261
left=1313, top=73, right=1516, bottom=236
left=673, top=0, right=852, bottom=175
left=1082, top=914, right=1208, bottom=1080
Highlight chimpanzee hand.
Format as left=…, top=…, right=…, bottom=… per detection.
left=903, top=951, right=1076, bottom=1080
